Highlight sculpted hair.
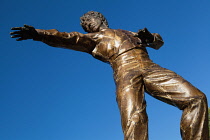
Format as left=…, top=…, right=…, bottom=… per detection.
left=80, top=11, right=109, bottom=32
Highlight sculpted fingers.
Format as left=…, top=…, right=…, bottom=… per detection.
left=10, top=34, right=21, bottom=38
left=10, top=31, right=22, bottom=35
left=11, top=35, right=27, bottom=41
left=10, top=31, right=19, bottom=35
left=10, top=34, right=25, bottom=41
left=10, top=24, right=37, bottom=41
left=11, top=27, right=22, bottom=30
left=10, top=29, right=26, bottom=41
left=10, top=30, right=22, bottom=41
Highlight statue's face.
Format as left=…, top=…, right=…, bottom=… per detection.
left=82, top=17, right=102, bottom=33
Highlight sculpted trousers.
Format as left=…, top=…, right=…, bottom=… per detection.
left=115, top=63, right=209, bottom=140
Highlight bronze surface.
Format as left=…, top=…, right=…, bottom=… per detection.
left=10, top=11, right=209, bottom=140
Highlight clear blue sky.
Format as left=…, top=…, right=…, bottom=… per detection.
left=1, top=0, right=210, bottom=140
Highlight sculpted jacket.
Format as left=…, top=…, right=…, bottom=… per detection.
left=34, top=28, right=164, bottom=64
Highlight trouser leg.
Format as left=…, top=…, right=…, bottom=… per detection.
left=143, top=67, right=209, bottom=140
left=116, top=75, right=148, bottom=140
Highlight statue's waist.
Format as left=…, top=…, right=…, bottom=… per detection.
left=110, top=48, right=154, bottom=72
left=92, top=42, right=147, bottom=63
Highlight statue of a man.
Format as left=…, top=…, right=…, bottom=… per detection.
left=10, top=11, right=209, bottom=140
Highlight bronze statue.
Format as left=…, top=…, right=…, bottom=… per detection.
left=10, top=11, right=209, bottom=140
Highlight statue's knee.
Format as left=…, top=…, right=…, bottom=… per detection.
left=130, top=111, right=148, bottom=124
left=196, top=94, right=207, bottom=103
left=132, top=114, right=140, bottom=123
left=187, top=93, right=208, bottom=108
left=199, top=94, right=208, bottom=104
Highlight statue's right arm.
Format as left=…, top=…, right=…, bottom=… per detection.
left=10, top=25, right=96, bottom=54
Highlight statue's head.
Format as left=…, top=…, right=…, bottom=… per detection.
left=80, top=11, right=109, bottom=33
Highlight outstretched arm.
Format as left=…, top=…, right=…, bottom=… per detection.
left=10, top=25, right=96, bottom=53
left=135, top=28, right=164, bottom=50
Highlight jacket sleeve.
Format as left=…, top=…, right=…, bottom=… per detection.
left=34, top=29, right=96, bottom=53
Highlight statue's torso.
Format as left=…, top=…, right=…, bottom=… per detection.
left=91, top=29, right=155, bottom=71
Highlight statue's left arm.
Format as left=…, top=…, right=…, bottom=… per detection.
left=135, top=28, right=164, bottom=50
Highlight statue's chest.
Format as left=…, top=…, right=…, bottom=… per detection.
left=92, top=37, right=117, bottom=62
left=91, top=29, right=141, bottom=63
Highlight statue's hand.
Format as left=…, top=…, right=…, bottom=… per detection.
left=10, top=24, right=38, bottom=41
left=135, top=28, right=154, bottom=43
